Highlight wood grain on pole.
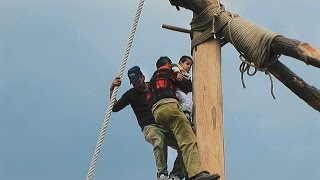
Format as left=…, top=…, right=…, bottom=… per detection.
left=192, top=0, right=225, bottom=179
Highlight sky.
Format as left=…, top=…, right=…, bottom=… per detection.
left=1, top=0, right=319, bottom=180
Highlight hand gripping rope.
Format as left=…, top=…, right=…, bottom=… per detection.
left=86, top=0, right=146, bottom=179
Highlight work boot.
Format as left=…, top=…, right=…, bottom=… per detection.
left=158, top=174, right=170, bottom=180
left=190, top=171, right=220, bottom=180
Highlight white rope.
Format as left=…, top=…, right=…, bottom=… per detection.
left=86, top=0, right=146, bottom=179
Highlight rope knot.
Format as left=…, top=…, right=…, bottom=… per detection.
left=190, top=4, right=224, bottom=50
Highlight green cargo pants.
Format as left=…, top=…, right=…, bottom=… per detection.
left=153, top=102, right=204, bottom=178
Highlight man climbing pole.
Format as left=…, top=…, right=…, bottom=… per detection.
left=147, top=56, right=221, bottom=180
left=110, top=66, right=185, bottom=180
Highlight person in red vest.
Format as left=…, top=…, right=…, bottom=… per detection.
left=147, top=56, right=220, bottom=180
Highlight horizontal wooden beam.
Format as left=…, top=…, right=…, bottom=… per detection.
left=162, top=24, right=192, bottom=34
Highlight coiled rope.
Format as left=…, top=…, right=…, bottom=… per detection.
left=86, top=0, right=145, bottom=179
left=190, top=4, right=281, bottom=98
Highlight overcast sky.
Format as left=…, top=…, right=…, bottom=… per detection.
left=1, top=0, right=319, bottom=180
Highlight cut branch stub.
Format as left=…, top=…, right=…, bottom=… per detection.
left=268, top=61, right=320, bottom=111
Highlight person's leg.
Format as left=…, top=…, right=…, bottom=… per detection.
left=143, top=124, right=169, bottom=178
left=169, top=150, right=185, bottom=180
left=161, top=127, right=185, bottom=179
left=154, top=102, right=220, bottom=180
left=176, top=89, right=194, bottom=127
left=153, top=103, right=203, bottom=178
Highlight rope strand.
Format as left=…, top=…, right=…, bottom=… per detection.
left=86, top=0, right=146, bottom=179
left=190, top=4, right=280, bottom=99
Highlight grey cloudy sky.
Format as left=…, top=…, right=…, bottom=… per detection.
left=1, top=0, right=319, bottom=180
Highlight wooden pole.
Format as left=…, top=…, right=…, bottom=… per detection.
left=192, top=0, right=225, bottom=179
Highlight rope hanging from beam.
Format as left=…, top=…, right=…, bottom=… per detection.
left=85, top=0, right=146, bottom=179
left=190, top=4, right=281, bottom=98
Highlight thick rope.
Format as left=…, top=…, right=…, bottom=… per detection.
left=190, top=4, right=281, bottom=98
left=86, top=0, right=145, bottom=179
left=191, top=5, right=280, bottom=68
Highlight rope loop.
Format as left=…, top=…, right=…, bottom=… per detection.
left=238, top=54, right=279, bottom=99
left=239, top=54, right=258, bottom=89
left=239, top=54, right=258, bottom=76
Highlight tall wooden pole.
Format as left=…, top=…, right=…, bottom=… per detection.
left=192, top=0, right=225, bottom=179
